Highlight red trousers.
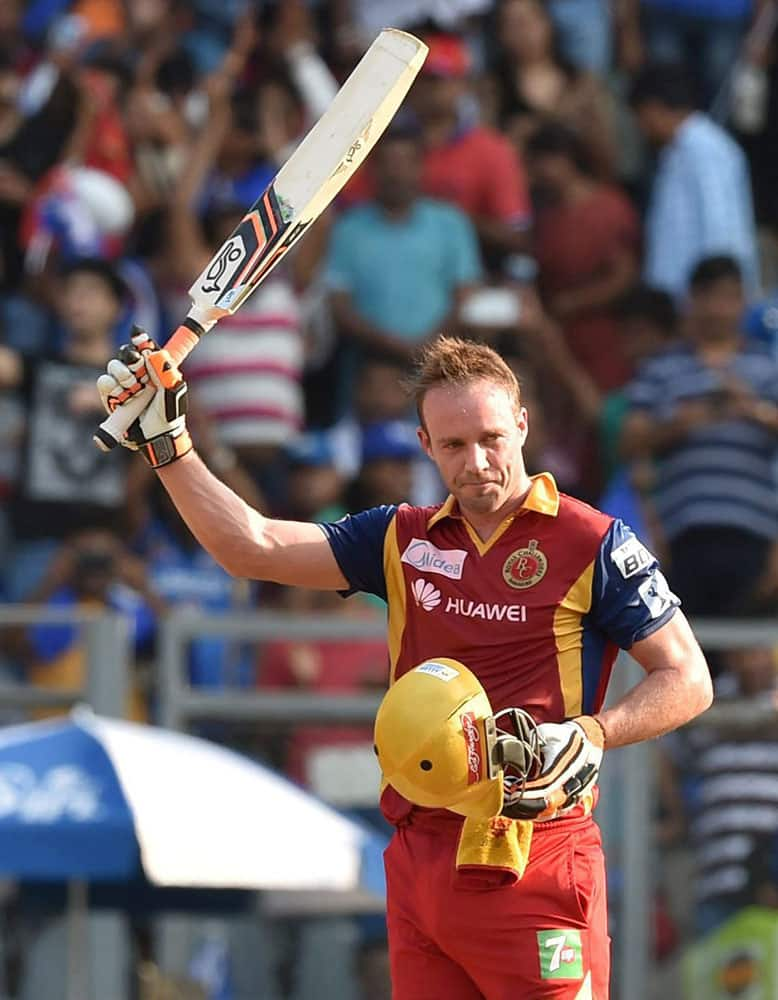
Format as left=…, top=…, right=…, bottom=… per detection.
left=384, top=809, right=610, bottom=999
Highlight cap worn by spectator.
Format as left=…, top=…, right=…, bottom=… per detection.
left=422, top=34, right=471, bottom=78
left=285, top=430, right=336, bottom=468
left=361, top=421, right=419, bottom=464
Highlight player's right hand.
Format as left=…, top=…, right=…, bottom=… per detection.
left=97, top=328, right=193, bottom=469
left=502, top=716, right=605, bottom=822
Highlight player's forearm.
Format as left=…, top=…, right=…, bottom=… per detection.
left=156, top=451, right=269, bottom=578
left=594, top=655, right=713, bottom=749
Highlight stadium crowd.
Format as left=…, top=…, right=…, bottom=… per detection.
left=1, top=0, right=778, bottom=997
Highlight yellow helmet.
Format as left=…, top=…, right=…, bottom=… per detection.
left=374, top=658, right=541, bottom=820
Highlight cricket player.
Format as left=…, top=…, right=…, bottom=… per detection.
left=98, top=334, right=713, bottom=998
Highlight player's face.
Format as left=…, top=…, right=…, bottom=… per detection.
left=418, top=379, right=529, bottom=518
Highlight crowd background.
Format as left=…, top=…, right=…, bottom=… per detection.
left=2, top=0, right=778, bottom=997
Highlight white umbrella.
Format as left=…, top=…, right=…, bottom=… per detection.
left=0, top=708, right=386, bottom=894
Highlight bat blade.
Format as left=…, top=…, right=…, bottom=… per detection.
left=94, top=28, right=427, bottom=451
left=189, top=28, right=428, bottom=326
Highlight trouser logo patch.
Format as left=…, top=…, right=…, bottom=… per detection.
left=537, top=929, right=584, bottom=980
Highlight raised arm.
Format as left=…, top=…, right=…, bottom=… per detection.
left=96, top=333, right=349, bottom=590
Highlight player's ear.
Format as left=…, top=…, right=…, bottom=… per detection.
left=517, top=407, right=529, bottom=446
left=417, top=425, right=432, bottom=457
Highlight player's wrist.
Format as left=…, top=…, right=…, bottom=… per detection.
left=141, top=428, right=193, bottom=469
left=574, top=715, right=607, bottom=751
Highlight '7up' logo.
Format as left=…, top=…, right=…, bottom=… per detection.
left=537, top=930, right=583, bottom=980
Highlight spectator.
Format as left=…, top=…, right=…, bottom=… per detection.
left=598, top=284, right=679, bottom=550
left=492, top=0, right=619, bottom=180
left=621, top=255, right=778, bottom=619
left=342, top=33, right=531, bottom=267
left=133, top=479, right=257, bottom=691
left=630, top=61, right=759, bottom=299
left=282, top=431, right=347, bottom=523
left=0, top=258, right=137, bottom=600
left=22, top=528, right=157, bottom=721
left=325, top=125, right=481, bottom=407
left=601, top=283, right=679, bottom=486
left=546, top=0, right=614, bottom=76
left=619, top=0, right=757, bottom=104
left=526, top=121, right=641, bottom=394
left=344, top=420, right=421, bottom=512
left=663, top=646, right=778, bottom=934
left=0, top=45, right=78, bottom=292
left=328, top=353, right=444, bottom=507
left=411, top=32, right=532, bottom=264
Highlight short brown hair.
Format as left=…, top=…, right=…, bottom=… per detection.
left=405, top=336, right=521, bottom=427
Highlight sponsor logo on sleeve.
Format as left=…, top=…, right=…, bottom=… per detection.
left=638, top=574, right=676, bottom=619
left=415, top=661, right=459, bottom=682
left=611, top=537, right=652, bottom=578
left=401, top=538, right=468, bottom=580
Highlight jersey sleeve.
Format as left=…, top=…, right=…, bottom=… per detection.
left=591, top=519, right=679, bottom=649
left=318, top=505, right=398, bottom=599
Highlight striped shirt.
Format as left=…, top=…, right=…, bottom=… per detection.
left=182, top=276, right=304, bottom=448
left=625, top=344, right=778, bottom=541
left=677, top=717, right=778, bottom=906
left=644, top=113, right=759, bottom=298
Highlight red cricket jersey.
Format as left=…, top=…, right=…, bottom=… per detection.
left=321, top=473, right=678, bottom=823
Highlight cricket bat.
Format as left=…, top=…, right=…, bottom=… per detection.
left=94, top=28, right=427, bottom=451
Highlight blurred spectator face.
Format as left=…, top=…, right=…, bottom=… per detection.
left=527, top=149, right=573, bottom=201
left=373, top=136, right=422, bottom=210
left=688, top=275, right=745, bottom=342
left=127, top=0, right=171, bottom=34
left=356, top=360, right=410, bottom=422
left=726, top=647, right=777, bottom=696
left=634, top=100, right=674, bottom=147
left=60, top=269, right=123, bottom=340
left=358, top=420, right=418, bottom=505
left=287, top=464, right=344, bottom=520
left=411, top=36, right=470, bottom=121
left=361, top=457, right=414, bottom=506
left=623, top=316, right=671, bottom=367
left=70, top=530, right=119, bottom=601
left=411, top=75, right=465, bottom=121
left=498, top=0, right=554, bottom=63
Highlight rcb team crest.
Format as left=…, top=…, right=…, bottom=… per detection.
left=503, top=540, right=547, bottom=590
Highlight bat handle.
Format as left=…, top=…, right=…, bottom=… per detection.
left=93, top=322, right=203, bottom=452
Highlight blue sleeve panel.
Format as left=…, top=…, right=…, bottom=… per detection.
left=591, top=519, right=680, bottom=649
left=318, top=505, right=398, bottom=600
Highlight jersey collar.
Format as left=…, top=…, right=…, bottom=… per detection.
left=427, top=472, right=560, bottom=530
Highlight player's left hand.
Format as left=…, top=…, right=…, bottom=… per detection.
left=502, top=716, right=605, bottom=822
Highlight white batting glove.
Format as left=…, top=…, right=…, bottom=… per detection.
left=97, top=328, right=192, bottom=469
left=502, top=716, right=605, bottom=822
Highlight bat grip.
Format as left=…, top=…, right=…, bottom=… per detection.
left=93, top=322, right=203, bottom=452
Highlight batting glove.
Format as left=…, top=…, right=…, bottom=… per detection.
left=97, top=328, right=192, bottom=469
left=502, top=716, right=605, bottom=822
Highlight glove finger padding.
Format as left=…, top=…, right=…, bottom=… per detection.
left=502, top=716, right=604, bottom=822
left=96, top=328, right=192, bottom=468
